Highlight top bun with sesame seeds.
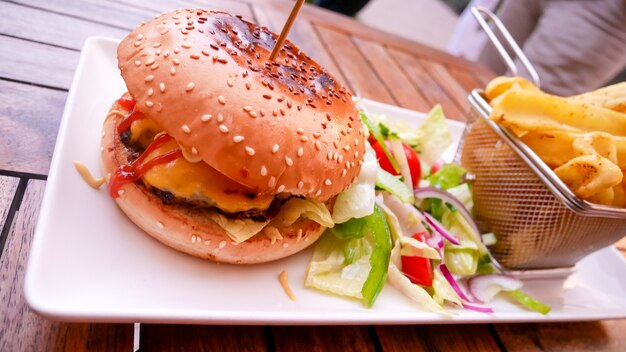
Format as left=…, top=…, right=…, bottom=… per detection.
left=117, top=9, right=365, bottom=201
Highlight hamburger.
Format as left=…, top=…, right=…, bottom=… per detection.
left=101, top=9, right=366, bottom=264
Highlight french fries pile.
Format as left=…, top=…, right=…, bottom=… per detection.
left=486, top=76, right=626, bottom=206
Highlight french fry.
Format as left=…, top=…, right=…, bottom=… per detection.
left=572, top=132, right=617, bottom=164
left=568, top=82, right=626, bottom=113
left=485, top=76, right=539, bottom=102
left=612, top=180, right=626, bottom=207
left=553, top=154, right=622, bottom=199
left=587, top=187, right=614, bottom=206
left=490, top=89, right=626, bottom=136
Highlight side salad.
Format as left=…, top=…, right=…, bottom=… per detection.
left=304, top=104, right=550, bottom=315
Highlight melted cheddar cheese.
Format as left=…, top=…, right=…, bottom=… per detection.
left=131, top=118, right=273, bottom=213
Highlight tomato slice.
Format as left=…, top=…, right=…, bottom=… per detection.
left=117, top=97, right=136, bottom=111
left=401, top=232, right=433, bottom=287
left=430, top=159, right=443, bottom=175
left=371, top=140, right=421, bottom=188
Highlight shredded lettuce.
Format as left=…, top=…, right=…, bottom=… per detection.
left=387, top=240, right=451, bottom=315
left=306, top=205, right=391, bottom=307
left=375, top=169, right=414, bottom=203
left=381, top=192, right=426, bottom=239
left=360, top=112, right=400, bottom=172
left=432, top=267, right=462, bottom=306
left=427, top=164, right=466, bottom=190
left=443, top=240, right=480, bottom=276
left=332, top=143, right=378, bottom=223
left=279, top=198, right=334, bottom=228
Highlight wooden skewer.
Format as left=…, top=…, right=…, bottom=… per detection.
left=269, top=0, right=306, bottom=62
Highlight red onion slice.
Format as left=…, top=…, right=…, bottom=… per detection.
left=414, top=187, right=481, bottom=242
left=439, top=264, right=471, bottom=302
left=462, top=303, right=494, bottom=314
left=422, top=211, right=461, bottom=246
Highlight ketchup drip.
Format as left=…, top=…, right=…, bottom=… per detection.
left=117, top=96, right=136, bottom=111
left=109, top=133, right=182, bottom=198
left=117, top=109, right=144, bottom=133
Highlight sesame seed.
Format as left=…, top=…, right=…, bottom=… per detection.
left=315, top=190, right=322, bottom=196
left=219, top=124, right=229, bottom=133
left=245, top=146, right=255, bottom=155
left=137, top=34, right=144, bottom=39
left=145, top=58, right=156, bottom=66
left=182, top=43, right=192, bottom=49
left=355, top=151, right=359, bottom=158
left=145, top=75, right=154, bottom=82
left=263, top=94, right=272, bottom=99
left=249, top=111, right=257, bottom=118
left=150, top=63, right=159, bottom=70
left=300, top=136, right=309, bottom=142
left=333, top=141, right=339, bottom=148
left=355, top=139, right=359, bottom=146
left=344, top=145, right=351, bottom=151
left=134, top=41, right=141, bottom=47
left=191, top=235, right=196, bottom=243
left=118, top=189, right=125, bottom=196
left=305, top=237, right=310, bottom=242
left=272, top=109, right=278, bottom=117
left=272, top=144, right=279, bottom=153
left=145, top=101, right=154, bottom=108
left=190, top=54, right=200, bottom=60
left=173, top=58, right=180, bottom=65
left=338, top=155, right=344, bottom=163
left=170, top=66, right=176, bottom=75
left=268, top=176, right=276, bottom=187
left=297, top=147, right=304, bottom=157
left=186, top=82, right=195, bottom=91
left=325, top=179, right=332, bottom=186
left=282, top=243, right=289, bottom=248
left=333, top=152, right=338, bottom=161
left=245, top=82, right=251, bottom=90
left=314, top=132, right=321, bottom=139
left=153, top=42, right=162, bottom=48
left=134, top=60, right=142, bottom=66
left=296, top=181, right=303, bottom=190
left=285, top=157, right=293, bottom=166
left=327, top=151, right=333, bottom=160
left=296, top=128, right=305, bottom=135
left=277, top=185, right=285, bottom=193
left=227, top=79, right=234, bottom=87
left=219, top=240, right=226, bottom=249
left=346, top=161, right=351, bottom=168
left=261, top=165, right=267, bottom=176
left=315, top=141, right=321, bottom=151
left=201, top=114, right=212, bottom=122
left=147, top=88, right=154, bottom=96
left=182, top=125, right=191, bottom=133
left=217, top=113, right=224, bottom=122
left=218, top=96, right=226, bottom=104
left=156, top=221, right=164, bottom=229
left=243, top=106, right=252, bottom=112
left=204, top=240, right=211, bottom=246
left=341, top=169, right=347, bottom=177
left=233, top=135, right=245, bottom=143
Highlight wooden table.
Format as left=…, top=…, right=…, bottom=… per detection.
left=1, top=0, right=625, bottom=350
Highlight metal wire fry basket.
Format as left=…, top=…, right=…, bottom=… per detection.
left=455, top=7, right=626, bottom=270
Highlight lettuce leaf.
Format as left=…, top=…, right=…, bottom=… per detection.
left=332, top=142, right=378, bottom=223
left=279, top=198, right=334, bottom=228
left=207, top=214, right=270, bottom=243
left=444, top=240, right=479, bottom=276
left=432, top=267, right=462, bottom=306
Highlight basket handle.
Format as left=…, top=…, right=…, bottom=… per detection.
left=471, top=6, right=541, bottom=88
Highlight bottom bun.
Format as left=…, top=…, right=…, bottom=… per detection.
left=100, top=102, right=325, bottom=264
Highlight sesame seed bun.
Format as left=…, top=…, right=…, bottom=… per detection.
left=117, top=9, right=365, bottom=201
left=101, top=105, right=325, bottom=264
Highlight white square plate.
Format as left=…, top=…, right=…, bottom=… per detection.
left=24, top=38, right=626, bottom=324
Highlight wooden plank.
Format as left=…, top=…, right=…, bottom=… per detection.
left=0, top=177, right=19, bottom=231
left=375, top=324, right=500, bottom=351
left=140, top=325, right=266, bottom=351
left=420, top=60, right=472, bottom=113
left=0, top=2, right=127, bottom=50
left=271, top=326, right=374, bottom=352
left=447, top=65, right=485, bottom=94
left=388, top=48, right=465, bottom=120
left=352, top=37, right=431, bottom=112
left=0, top=36, right=79, bottom=90
left=249, top=2, right=348, bottom=89
left=0, top=180, right=134, bottom=351
left=12, top=0, right=152, bottom=30
left=495, top=320, right=626, bottom=351
left=110, top=0, right=255, bottom=20
left=0, top=81, right=67, bottom=175
left=256, top=0, right=494, bottom=78
left=315, top=26, right=395, bottom=104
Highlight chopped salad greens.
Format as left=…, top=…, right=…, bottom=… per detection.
left=303, top=104, right=551, bottom=315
